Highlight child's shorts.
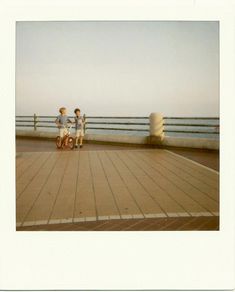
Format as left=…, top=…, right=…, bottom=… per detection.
left=75, top=129, right=84, bottom=137
left=59, top=128, right=68, bottom=138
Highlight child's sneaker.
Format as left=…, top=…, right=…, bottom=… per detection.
left=79, top=144, right=83, bottom=148
left=75, top=144, right=78, bottom=148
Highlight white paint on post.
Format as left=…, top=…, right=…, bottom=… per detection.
left=149, top=112, right=165, bottom=141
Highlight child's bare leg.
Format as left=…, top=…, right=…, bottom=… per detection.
left=75, top=137, right=79, bottom=145
left=79, top=136, right=83, bottom=146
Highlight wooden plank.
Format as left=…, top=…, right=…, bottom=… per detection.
left=16, top=152, right=42, bottom=179
left=49, top=151, right=79, bottom=221
left=98, top=151, right=142, bottom=217
left=88, top=151, right=120, bottom=218
left=16, top=152, right=31, bottom=167
left=196, top=217, right=219, bottom=230
left=23, top=152, right=69, bottom=223
left=158, top=217, right=199, bottom=231
left=116, top=151, right=187, bottom=216
left=16, top=152, right=59, bottom=223
left=156, top=150, right=219, bottom=190
left=137, top=218, right=168, bottom=231
left=73, top=151, right=97, bottom=219
left=175, top=217, right=203, bottom=230
left=145, top=151, right=219, bottom=203
left=107, top=151, right=165, bottom=216
left=16, top=152, right=52, bottom=198
left=16, top=152, right=33, bottom=168
left=127, top=151, right=209, bottom=215
left=17, top=149, right=219, bottom=227
left=140, top=151, right=218, bottom=213
left=163, top=150, right=219, bottom=180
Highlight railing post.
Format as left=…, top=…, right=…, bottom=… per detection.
left=83, top=114, right=86, bottom=134
left=149, top=112, right=164, bottom=143
left=33, top=113, right=37, bottom=131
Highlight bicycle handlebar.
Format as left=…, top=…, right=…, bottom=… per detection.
left=57, top=123, right=73, bottom=128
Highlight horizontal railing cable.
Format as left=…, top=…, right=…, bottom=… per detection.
left=164, top=123, right=219, bottom=127
left=86, top=116, right=149, bottom=119
left=86, top=122, right=149, bottom=125
left=86, top=127, right=148, bottom=132
left=164, top=117, right=219, bottom=120
left=164, top=130, right=219, bottom=134
left=15, top=115, right=220, bottom=136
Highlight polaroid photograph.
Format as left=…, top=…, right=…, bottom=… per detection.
left=15, top=20, right=220, bottom=231
left=0, top=0, right=234, bottom=291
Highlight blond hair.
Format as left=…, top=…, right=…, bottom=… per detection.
left=59, top=107, right=66, bottom=114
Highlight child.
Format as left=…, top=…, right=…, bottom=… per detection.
left=55, top=107, right=72, bottom=138
left=74, top=108, right=85, bottom=148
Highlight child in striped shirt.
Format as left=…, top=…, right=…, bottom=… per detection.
left=74, top=108, right=85, bottom=148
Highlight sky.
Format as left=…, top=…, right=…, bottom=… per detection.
left=16, top=21, right=219, bottom=117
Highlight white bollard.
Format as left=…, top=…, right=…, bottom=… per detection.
left=149, top=112, right=165, bottom=142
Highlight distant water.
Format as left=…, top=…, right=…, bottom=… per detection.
left=16, top=117, right=219, bottom=140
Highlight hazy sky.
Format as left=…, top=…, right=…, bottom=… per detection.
left=16, top=21, right=219, bottom=116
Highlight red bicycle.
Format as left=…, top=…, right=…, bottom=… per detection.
left=56, top=124, right=75, bottom=150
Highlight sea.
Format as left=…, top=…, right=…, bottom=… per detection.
left=16, top=117, right=219, bottom=140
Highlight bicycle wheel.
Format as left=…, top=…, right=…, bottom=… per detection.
left=56, top=136, right=62, bottom=149
left=68, top=137, right=75, bottom=150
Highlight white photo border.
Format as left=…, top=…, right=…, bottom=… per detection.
left=0, top=1, right=234, bottom=290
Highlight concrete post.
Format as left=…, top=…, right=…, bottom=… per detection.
left=149, top=112, right=164, bottom=143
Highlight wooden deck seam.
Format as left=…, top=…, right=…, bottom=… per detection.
left=16, top=152, right=52, bottom=200
left=16, top=150, right=219, bottom=228
left=142, top=218, right=169, bottom=231
left=97, top=151, right=122, bottom=218
left=196, top=217, right=219, bottom=230
left=143, top=151, right=218, bottom=212
left=125, top=151, right=191, bottom=216
left=116, top=151, right=168, bottom=217
left=16, top=152, right=42, bottom=180
left=105, top=150, right=145, bottom=217
left=145, top=148, right=218, bottom=176
left=174, top=217, right=199, bottom=230
left=16, top=152, right=33, bottom=168
left=20, top=152, right=61, bottom=225
left=47, top=153, right=71, bottom=224
left=72, top=151, right=81, bottom=220
left=99, top=151, right=145, bottom=217
left=88, top=151, right=98, bottom=219
left=122, top=219, right=146, bottom=231
left=158, top=218, right=180, bottom=231
left=160, top=151, right=219, bottom=189
left=156, top=151, right=218, bottom=190
left=108, top=151, right=164, bottom=215
left=50, top=151, right=80, bottom=221
left=109, top=150, right=166, bottom=216
left=164, top=150, right=219, bottom=175
left=89, top=151, right=121, bottom=217
left=137, top=152, right=215, bottom=215
left=144, top=151, right=219, bottom=203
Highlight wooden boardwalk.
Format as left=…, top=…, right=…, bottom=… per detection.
left=16, top=149, right=219, bottom=229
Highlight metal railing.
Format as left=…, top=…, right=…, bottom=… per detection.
left=163, top=117, right=219, bottom=135
left=15, top=114, right=220, bottom=137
